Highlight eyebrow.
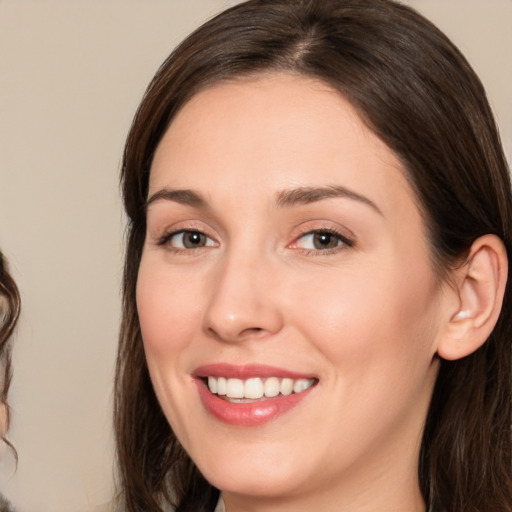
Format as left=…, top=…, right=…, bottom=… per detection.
left=145, top=185, right=382, bottom=215
left=275, top=185, right=382, bottom=214
left=145, top=188, right=207, bottom=210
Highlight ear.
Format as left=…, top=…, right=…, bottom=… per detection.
left=437, top=234, right=508, bottom=361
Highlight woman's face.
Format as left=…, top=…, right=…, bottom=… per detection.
left=137, top=75, right=450, bottom=507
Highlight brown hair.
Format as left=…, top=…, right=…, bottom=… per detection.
left=0, top=250, right=20, bottom=457
left=115, top=1, right=512, bottom=510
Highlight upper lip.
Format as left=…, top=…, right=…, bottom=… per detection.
left=193, top=363, right=317, bottom=380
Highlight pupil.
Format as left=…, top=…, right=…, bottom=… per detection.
left=313, top=233, right=336, bottom=249
left=185, top=232, right=204, bottom=248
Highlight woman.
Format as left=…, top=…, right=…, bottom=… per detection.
left=114, top=0, right=512, bottom=511
left=0, top=251, right=20, bottom=512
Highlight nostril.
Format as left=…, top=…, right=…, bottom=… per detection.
left=207, top=325, right=267, bottom=342
left=238, top=327, right=267, bottom=339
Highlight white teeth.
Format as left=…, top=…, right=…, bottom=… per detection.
left=293, top=379, right=312, bottom=393
left=264, top=377, right=280, bottom=397
left=245, top=378, right=264, bottom=399
left=208, top=376, right=217, bottom=394
left=280, top=378, right=294, bottom=396
left=226, top=378, right=244, bottom=398
left=206, top=376, right=316, bottom=399
left=217, top=377, right=227, bottom=396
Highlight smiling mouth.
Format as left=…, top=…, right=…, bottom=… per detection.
left=205, top=376, right=318, bottom=402
left=195, top=365, right=319, bottom=425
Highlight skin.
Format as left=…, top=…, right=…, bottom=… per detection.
left=137, top=74, right=455, bottom=511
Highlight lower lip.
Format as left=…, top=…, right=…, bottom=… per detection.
left=195, top=380, right=314, bottom=427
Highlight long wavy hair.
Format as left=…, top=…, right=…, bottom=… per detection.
left=114, top=1, right=512, bottom=511
left=0, top=250, right=20, bottom=458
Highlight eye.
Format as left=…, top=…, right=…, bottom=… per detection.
left=166, top=230, right=216, bottom=249
left=292, top=229, right=353, bottom=251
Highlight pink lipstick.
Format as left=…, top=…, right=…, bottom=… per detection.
left=194, top=364, right=318, bottom=426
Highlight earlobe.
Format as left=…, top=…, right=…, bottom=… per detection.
left=437, top=234, right=508, bottom=361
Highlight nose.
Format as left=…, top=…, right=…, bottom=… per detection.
left=202, top=252, right=284, bottom=343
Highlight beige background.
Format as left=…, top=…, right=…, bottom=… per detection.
left=0, top=1, right=510, bottom=511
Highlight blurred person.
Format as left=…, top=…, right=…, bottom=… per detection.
left=0, top=250, right=20, bottom=512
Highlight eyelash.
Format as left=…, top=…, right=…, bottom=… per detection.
left=156, top=229, right=217, bottom=252
left=156, top=227, right=354, bottom=255
left=290, top=227, right=354, bottom=255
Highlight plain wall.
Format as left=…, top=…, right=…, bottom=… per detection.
left=0, top=1, right=510, bottom=511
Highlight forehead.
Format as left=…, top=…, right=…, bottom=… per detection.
left=150, top=74, right=416, bottom=219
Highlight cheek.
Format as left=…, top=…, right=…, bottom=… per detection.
left=288, top=261, right=441, bottom=458
left=136, top=259, right=204, bottom=443
left=288, top=258, right=440, bottom=379
left=136, top=260, right=203, bottom=357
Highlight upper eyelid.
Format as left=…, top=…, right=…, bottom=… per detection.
left=290, top=222, right=355, bottom=241
left=158, top=227, right=217, bottom=245
left=150, top=219, right=218, bottom=238
left=296, top=226, right=348, bottom=236
left=291, top=228, right=354, bottom=247
left=157, top=229, right=352, bottom=256
left=150, top=219, right=356, bottom=247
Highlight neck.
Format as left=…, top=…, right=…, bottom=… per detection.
left=221, top=474, right=426, bottom=512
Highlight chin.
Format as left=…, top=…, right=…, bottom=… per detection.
left=207, top=471, right=301, bottom=499
left=196, top=448, right=308, bottom=498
